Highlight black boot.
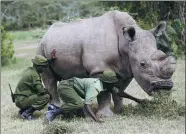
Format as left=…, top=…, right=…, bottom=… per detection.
left=48, top=104, right=59, bottom=111
left=46, top=106, right=63, bottom=122
left=75, top=108, right=85, bottom=118
left=21, top=106, right=36, bottom=120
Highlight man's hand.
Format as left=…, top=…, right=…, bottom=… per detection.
left=84, top=104, right=104, bottom=123
left=96, top=118, right=104, bottom=123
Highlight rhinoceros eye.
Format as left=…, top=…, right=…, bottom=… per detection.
left=140, top=61, right=146, bottom=67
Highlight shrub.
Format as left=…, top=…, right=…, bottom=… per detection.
left=1, top=26, right=16, bottom=66
left=156, top=20, right=185, bottom=58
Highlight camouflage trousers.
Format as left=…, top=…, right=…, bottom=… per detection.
left=15, top=94, right=50, bottom=110
left=58, top=79, right=84, bottom=114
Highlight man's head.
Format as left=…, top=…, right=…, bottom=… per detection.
left=32, top=55, right=48, bottom=73
left=100, top=70, right=118, bottom=91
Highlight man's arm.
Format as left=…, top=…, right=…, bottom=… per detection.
left=34, top=83, right=49, bottom=95
left=32, top=74, right=49, bottom=95
left=84, top=104, right=103, bottom=123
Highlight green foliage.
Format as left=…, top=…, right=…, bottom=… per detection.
left=1, top=1, right=106, bottom=30
left=1, top=26, right=16, bottom=66
left=10, top=28, right=47, bottom=42
left=171, top=19, right=185, bottom=57
left=136, top=19, right=152, bottom=30
left=156, top=20, right=185, bottom=57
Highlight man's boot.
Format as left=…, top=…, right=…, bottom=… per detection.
left=46, top=106, right=63, bottom=122
left=47, top=104, right=59, bottom=111
left=75, top=108, right=85, bottom=118
left=21, top=106, right=36, bottom=120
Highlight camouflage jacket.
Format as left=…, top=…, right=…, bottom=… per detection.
left=14, top=67, right=47, bottom=97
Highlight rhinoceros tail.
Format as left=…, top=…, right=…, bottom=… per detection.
left=36, top=41, right=46, bottom=58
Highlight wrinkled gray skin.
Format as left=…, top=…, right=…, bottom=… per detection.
left=37, top=10, right=176, bottom=117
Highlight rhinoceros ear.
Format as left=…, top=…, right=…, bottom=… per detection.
left=149, top=21, right=167, bottom=37
left=122, top=27, right=136, bottom=41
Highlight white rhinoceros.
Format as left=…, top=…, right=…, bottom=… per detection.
left=36, top=10, right=176, bottom=117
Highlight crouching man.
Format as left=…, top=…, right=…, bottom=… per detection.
left=46, top=70, right=118, bottom=123
left=14, top=55, right=50, bottom=120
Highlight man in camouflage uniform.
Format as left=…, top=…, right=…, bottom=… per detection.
left=14, top=55, right=50, bottom=120
left=46, top=70, right=118, bottom=123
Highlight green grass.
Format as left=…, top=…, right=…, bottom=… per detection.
left=122, top=91, right=185, bottom=119
left=1, top=39, right=185, bottom=134
left=9, top=28, right=47, bottom=42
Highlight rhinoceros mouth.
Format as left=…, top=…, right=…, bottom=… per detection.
left=149, top=80, right=173, bottom=94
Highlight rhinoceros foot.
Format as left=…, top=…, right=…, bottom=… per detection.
left=96, top=91, right=113, bottom=117
left=112, top=93, right=123, bottom=114
left=113, top=105, right=123, bottom=114
left=96, top=105, right=113, bottom=118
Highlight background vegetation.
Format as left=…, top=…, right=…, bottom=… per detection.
left=1, top=1, right=185, bottom=30
left=1, top=26, right=15, bottom=66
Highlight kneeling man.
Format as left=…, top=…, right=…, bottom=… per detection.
left=14, top=55, right=50, bottom=120
left=46, top=70, right=118, bottom=123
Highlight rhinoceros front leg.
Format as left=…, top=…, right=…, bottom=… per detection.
left=96, top=91, right=113, bottom=117
left=41, top=68, right=60, bottom=105
left=117, top=91, right=148, bottom=103
left=112, top=78, right=132, bottom=113
left=89, top=71, right=113, bottom=117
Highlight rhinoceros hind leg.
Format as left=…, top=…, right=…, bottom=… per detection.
left=96, top=91, right=113, bottom=117
left=41, top=68, right=60, bottom=106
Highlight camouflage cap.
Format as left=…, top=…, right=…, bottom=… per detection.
left=32, top=55, right=48, bottom=66
left=100, top=70, right=118, bottom=83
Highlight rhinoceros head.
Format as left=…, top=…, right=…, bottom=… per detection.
left=122, top=21, right=176, bottom=95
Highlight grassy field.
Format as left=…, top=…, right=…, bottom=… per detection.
left=9, top=28, right=47, bottom=43
left=1, top=31, right=185, bottom=134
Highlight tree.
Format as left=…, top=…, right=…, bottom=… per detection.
left=1, top=26, right=15, bottom=66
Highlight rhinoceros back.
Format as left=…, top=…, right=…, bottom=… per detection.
left=37, top=10, right=136, bottom=79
